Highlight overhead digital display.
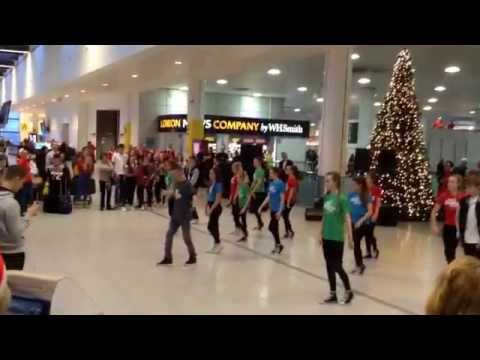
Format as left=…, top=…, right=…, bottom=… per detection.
left=158, top=114, right=309, bottom=138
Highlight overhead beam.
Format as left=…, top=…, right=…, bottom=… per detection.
left=0, top=64, right=15, bottom=69
left=0, top=45, right=30, bottom=53
left=0, top=48, right=29, bottom=54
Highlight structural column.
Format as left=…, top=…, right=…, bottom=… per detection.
left=185, top=79, right=205, bottom=157
left=357, top=87, right=376, bottom=148
left=318, top=46, right=352, bottom=177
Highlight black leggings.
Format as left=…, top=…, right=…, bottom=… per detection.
left=239, top=209, right=248, bottom=237
left=99, top=180, right=112, bottom=210
left=443, top=225, right=458, bottom=264
left=137, top=184, right=153, bottom=207
left=365, top=222, right=378, bottom=255
left=323, top=239, right=351, bottom=293
left=3, top=252, right=26, bottom=270
left=125, top=177, right=136, bottom=206
left=282, top=205, right=294, bottom=234
left=154, top=181, right=163, bottom=204
left=232, top=201, right=241, bottom=229
left=268, top=211, right=281, bottom=245
left=353, top=224, right=368, bottom=267
left=208, top=203, right=222, bottom=244
left=250, top=192, right=266, bottom=228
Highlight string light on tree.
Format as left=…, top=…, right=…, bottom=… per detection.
left=369, top=49, right=433, bottom=221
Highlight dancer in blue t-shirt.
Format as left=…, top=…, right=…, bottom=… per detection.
left=260, top=167, right=286, bottom=254
left=206, top=167, right=224, bottom=254
left=347, top=176, right=373, bottom=275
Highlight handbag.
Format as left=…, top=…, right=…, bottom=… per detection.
left=88, top=178, right=96, bottom=195
left=57, top=174, right=72, bottom=215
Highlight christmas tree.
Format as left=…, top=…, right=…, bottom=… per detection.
left=369, top=49, right=433, bottom=221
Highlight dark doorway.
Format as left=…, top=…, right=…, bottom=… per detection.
left=240, top=144, right=264, bottom=180
left=96, top=110, right=120, bottom=159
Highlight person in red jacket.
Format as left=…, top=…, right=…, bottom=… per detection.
left=16, top=149, right=34, bottom=216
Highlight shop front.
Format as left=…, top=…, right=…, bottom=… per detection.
left=157, top=113, right=310, bottom=161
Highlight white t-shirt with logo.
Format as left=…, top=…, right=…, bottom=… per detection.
left=112, top=152, right=127, bottom=176
left=465, top=196, right=480, bottom=244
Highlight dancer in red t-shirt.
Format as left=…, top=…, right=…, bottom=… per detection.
left=229, top=162, right=242, bottom=235
left=431, top=174, right=465, bottom=264
left=282, top=165, right=300, bottom=239
left=365, top=173, right=382, bottom=259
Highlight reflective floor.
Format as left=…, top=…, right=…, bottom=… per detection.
left=23, top=193, right=449, bottom=315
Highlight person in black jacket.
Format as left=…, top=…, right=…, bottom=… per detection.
left=279, top=152, right=293, bottom=172
left=43, top=154, right=72, bottom=214
left=457, top=174, right=480, bottom=258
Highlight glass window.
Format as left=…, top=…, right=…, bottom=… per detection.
left=348, top=122, right=359, bottom=144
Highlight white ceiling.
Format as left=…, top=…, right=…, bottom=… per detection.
left=15, top=45, right=480, bottom=123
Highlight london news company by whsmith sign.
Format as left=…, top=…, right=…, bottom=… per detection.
left=157, top=114, right=310, bottom=138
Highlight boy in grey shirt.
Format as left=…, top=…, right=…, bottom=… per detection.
left=157, top=163, right=196, bottom=266
left=0, top=166, right=39, bottom=270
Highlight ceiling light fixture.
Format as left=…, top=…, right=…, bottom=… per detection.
left=80, top=89, right=86, bottom=93
left=310, top=123, right=316, bottom=126
left=131, top=74, right=139, bottom=78
left=294, top=108, right=301, bottom=112
left=428, top=97, right=438, bottom=104
left=316, top=97, right=324, bottom=103
left=423, top=105, right=432, bottom=111
left=180, top=86, right=189, bottom=91
left=297, top=86, right=308, bottom=92
left=64, top=94, right=70, bottom=98
left=253, top=93, right=262, bottom=97
left=216, top=79, right=228, bottom=85
left=445, top=65, right=461, bottom=74
left=174, top=60, right=183, bottom=65
left=470, top=110, right=476, bottom=115
left=351, top=53, right=360, bottom=60
left=434, top=86, right=446, bottom=92
left=358, top=77, right=371, bottom=85
left=51, top=98, right=57, bottom=103
left=102, top=83, right=109, bottom=87
left=267, top=68, right=281, bottom=76
left=374, top=102, right=382, bottom=107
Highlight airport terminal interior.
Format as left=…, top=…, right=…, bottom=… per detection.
left=1, top=45, right=480, bottom=315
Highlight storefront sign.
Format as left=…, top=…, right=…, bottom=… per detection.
left=157, top=114, right=309, bottom=138
left=158, top=114, right=188, bottom=132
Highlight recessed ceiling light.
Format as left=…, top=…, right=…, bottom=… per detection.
left=80, top=89, right=87, bottom=93
left=310, top=123, right=316, bottom=126
left=41, top=101, right=45, bottom=105
left=294, top=108, right=301, bottom=112
left=428, top=97, right=438, bottom=104
left=434, top=86, right=446, bottom=92
left=174, top=60, right=182, bottom=65
left=64, top=94, right=70, bottom=98
left=297, top=86, right=308, bottom=92
left=374, top=102, right=382, bottom=107
left=102, top=83, right=109, bottom=87
left=358, top=77, right=371, bottom=85
left=32, top=104, right=37, bottom=108
left=253, top=92, right=262, bottom=97
left=180, top=86, right=189, bottom=91
left=470, top=110, right=476, bottom=115
left=445, top=65, right=461, bottom=74
left=216, top=79, right=228, bottom=85
left=131, top=74, right=139, bottom=78
left=267, top=68, right=281, bottom=76
left=316, top=97, right=324, bottom=103
left=51, top=98, right=57, bottom=102
left=351, top=53, right=360, bottom=60
left=423, top=105, right=432, bottom=111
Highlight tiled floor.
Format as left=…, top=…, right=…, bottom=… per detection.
left=22, top=193, right=450, bottom=315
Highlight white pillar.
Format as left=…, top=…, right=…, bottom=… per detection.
left=185, top=79, right=205, bottom=157
left=77, top=102, right=89, bottom=149
left=357, top=87, right=376, bottom=148
left=318, top=46, right=352, bottom=176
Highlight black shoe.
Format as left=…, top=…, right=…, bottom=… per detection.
left=100, top=208, right=104, bottom=211
left=157, top=258, right=173, bottom=265
left=323, top=293, right=338, bottom=304
left=363, top=254, right=372, bottom=259
left=341, top=291, right=354, bottom=305
left=237, top=236, right=248, bottom=243
left=374, top=249, right=380, bottom=259
left=185, top=257, right=197, bottom=265
left=289, top=231, right=295, bottom=238
left=106, top=207, right=113, bottom=211
left=271, top=244, right=284, bottom=255
left=283, top=233, right=290, bottom=239
left=359, top=265, right=366, bottom=275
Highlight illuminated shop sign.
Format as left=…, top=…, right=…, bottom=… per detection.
left=158, top=114, right=309, bottom=138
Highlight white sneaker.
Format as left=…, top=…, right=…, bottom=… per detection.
left=207, top=244, right=224, bottom=254
left=121, top=207, right=127, bottom=212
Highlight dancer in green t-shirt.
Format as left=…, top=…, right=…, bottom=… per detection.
left=319, top=171, right=354, bottom=305
left=249, top=157, right=267, bottom=230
